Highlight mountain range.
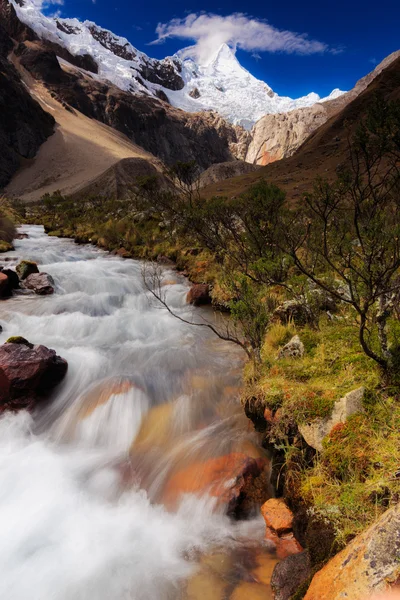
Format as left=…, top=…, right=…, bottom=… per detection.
left=0, top=0, right=399, bottom=202
left=8, top=0, right=344, bottom=129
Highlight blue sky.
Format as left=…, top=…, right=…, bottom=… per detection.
left=47, top=0, right=400, bottom=98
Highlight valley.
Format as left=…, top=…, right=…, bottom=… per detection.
left=0, top=0, right=400, bottom=599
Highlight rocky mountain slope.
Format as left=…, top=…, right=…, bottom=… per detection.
left=0, top=19, right=54, bottom=188
left=0, top=0, right=253, bottom=197
left=7, top=0, right=344, bottom=128
left=246, top=49, right=400, bottom=165
left=203, top=54, right=400, bottom=199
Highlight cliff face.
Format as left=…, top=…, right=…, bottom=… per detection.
left=0, top=23, right=54, bottom=189
left=246, top=50, right=400, bottom=166
left=245, top=104, right=328, bottom=165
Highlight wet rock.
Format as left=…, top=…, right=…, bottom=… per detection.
left=15, top=232, right=29, bottom=239
left=2, top=268, right=19, bottom=290
left=278, top=335, right=304, bottom=359
left=261, top=498, right=294, bottom=535
left=299, top=387, right=364, bottom=452
left=164, top=452, right=268, bottom=517
left=0, top=340, right=68, bottom=411
left=189, top=87, right=201, bottom=99
left=303, top=503, right=400, bottom=600
left=23, top=272, right=55, bottom=295
left=0, top=271, right=11, bottom=298
left=187, top=284, right=211, bottom=306
left=16, top=259, right=39, bottom=280
left=262, top=498, right=303, bottom=559
left=271, top=551, right=311, bottom=600
left=113, top=247, right=132, bottom=258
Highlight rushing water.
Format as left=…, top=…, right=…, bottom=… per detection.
left=0, top=225, right=274, bottom=600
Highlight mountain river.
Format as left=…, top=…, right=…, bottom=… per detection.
left=0, top=225, right=275, bottom=600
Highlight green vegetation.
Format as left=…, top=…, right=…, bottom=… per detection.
left=28, top=96, right=400, bottom=551
left=0, top=195, right=18, bottom=251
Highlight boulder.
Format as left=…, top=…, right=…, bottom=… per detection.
left=23, top=272, right=55, bottom=295
left=0, top=272, right=11, bottom=298
left=186, top=284, right=211, bottom=306
left=2, top=268, right=19, bottom=289
left=299, top=387, right=364, bottom=452
left=261, top=498, right=303, bottom=559
left=275, top=300, right=313, bottom=325
left=16, top=260, right=39, bottom=280
left=0, top=340, right=68, bottom=411
left=164, top=452, right=267, bottom=516
left=303, top=503, right=400, bottom=600
left=271, top=551, right=311, bottom=600
left=261, top=498, right=294, bottom=535
left=278, top=335, right=304, bottom=359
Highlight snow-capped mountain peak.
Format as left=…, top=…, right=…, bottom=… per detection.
left=8, top=0, right=346, bottom=128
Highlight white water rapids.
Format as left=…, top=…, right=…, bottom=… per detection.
left=0, top=226, right=272, bottom=600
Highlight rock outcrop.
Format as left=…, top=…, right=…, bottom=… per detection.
left=0, top=338, right=68, bottom=412
left=303, top=503, right=400, bottom=600
left=246, top=104, right=329, bottom=165
left=299, top=387, right=364, bottom=452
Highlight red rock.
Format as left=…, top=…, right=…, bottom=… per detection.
left=186, top=283, right=211, bottom=306
left=164, top=452, right=265, bottom=514
left=261, top=498, right=294, bottom=535
left=265, top=529, right=303, bottom=560
left=0, top=340, right=68, bottom=411
left=23, top=272, right=55, bottom=295
left=0, top=272, right=11, bottom=298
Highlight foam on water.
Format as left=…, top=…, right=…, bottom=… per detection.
left=0, top=226, right=265, bottom=600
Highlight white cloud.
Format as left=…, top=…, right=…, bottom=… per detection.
left=31, top=0, right=64, bottom=8
left=151, top=12, right=332, bottom=64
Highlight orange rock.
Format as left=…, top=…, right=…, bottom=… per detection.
left=164, top=452, right=264, bottom=511
left=276, top=533, right=303, bottom=560
left=264, top=529, right=302, bottom=559
left=304, top=504, right=400, bottom=600
left=261, top=498, right=294, bottom=535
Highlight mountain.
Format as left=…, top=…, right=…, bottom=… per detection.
left=8, top=0, right=344, bottom=128
left=245, top=49, right=400, bottom=166
left=0, top=0, right=252, bottom=198
left=202, top=54, right=400, bottom=199
left=0, top=18, right=54, bottom=188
